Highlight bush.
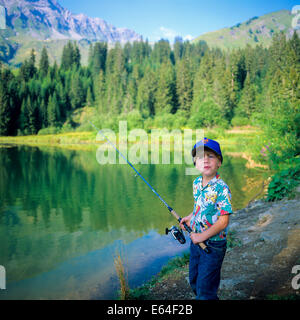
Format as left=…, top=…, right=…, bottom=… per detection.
left=153, top=113, right=174, bottom=130
left=266, top=158, right=300, bottom=201
left=172, top=110, right=188, bottom=129
left=187, top=100, right=223, bottom=129
left=231, top=116, right=249, bottom=127
left=119, top=110, right=144, bottom=130
left=60, top=123, right=74, bottom=133
left=38, top=127, right=61, bottom=135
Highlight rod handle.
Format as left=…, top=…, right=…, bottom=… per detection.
left=170, top=210, right=211, bottom=254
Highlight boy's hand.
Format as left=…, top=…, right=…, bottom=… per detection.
left=179, top=213, right=192, bottom=231
left=190, top=232, right=205, bottom=245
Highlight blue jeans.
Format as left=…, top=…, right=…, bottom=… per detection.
left=189, top=240, right=227, bottom=300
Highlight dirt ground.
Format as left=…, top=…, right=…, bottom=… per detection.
left=144, top=197, right=300, bottom=300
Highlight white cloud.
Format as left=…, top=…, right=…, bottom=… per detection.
left=183, top=34, right=194, bottom=41
left=159, top=26, right=178, bottom=40
left=152, top=26, right=194, bottom=43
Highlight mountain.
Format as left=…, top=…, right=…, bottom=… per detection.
left=0, top=0, right=142, bottom=65
left=193, top=9, right=300, bottom=50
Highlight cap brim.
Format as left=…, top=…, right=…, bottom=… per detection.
left=192, top=146, right=223, bottom=163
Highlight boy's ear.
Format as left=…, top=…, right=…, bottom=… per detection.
left=217, top=157, right=222, bottom=168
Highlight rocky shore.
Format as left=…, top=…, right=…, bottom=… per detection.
left=142, top=194, right=300, bottom=300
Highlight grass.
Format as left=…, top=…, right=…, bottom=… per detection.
left=227, top=230, right=243, bottom=250
left=114, top=250, right=130, bottom=300
left=0, top=125, right=263, bottom=160
left=128, top=232, right=245, bottom=300
left=266, top=293, right=300, bottom=300
left=128, top=252, right=190, bottom=300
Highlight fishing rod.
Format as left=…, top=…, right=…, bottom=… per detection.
left=90, top=121, right=210, bottom=254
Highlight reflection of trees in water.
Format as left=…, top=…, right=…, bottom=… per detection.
left=220, top=155, right=267, bottom=211
left=0, top=146, right=269, bottom=283
left=0, top=147, right=267, bottom=233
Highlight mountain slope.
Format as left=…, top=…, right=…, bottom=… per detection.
left=0, top=0, right=142, bottom=65
left=193, top=10, right=300, bottom=49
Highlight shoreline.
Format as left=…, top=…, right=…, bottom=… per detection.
left=128, top=195, right=300, bottom=300
left=0, top=126, right=267, bottom=169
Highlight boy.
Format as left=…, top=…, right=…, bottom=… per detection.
left=180, top=137, right=232, bottom=300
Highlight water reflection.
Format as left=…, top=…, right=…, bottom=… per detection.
left=0, top=146, right=268, bottom=299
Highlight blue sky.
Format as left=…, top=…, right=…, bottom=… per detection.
left=59, top=0, right=299, bottom=42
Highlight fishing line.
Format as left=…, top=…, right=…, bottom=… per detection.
left=90, top=121, right=210, bottom=253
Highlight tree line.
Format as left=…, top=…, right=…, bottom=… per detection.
left=0, top=33, right=299, bottom=157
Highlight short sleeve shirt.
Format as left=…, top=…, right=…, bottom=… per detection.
left=190, top=173, right=233, bottom=241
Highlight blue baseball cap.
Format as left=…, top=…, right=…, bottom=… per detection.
left=191, top=138, right=223, bottom=163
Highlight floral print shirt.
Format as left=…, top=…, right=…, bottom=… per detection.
left=190, top=173, right=233, bottom=241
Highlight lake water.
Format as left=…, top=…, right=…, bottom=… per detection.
left=0, top=145, right=268, bottom=299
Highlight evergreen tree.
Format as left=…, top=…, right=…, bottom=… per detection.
left=19, top=49, right=37, bottom=81
left=0, top=70, right=12, bottom=135
left=237, top=73, right=257, bottom=118
left=61, top=41, right=80, bottom=70
left=47, top=93, right=59, bottom=127
left=136, top=67, right=156, bottom=118
left=19, top=98, right=29, bottom=134
left=151, top=39, right=172, bottom=64
left=176, top=58, right=193, bottom=114
left=27, top=96, right=38, bottom=134
left=39, top=46, right=49, bottom=77
left=70, top=72, right=85, bottom=110
left=88, top=42, right=107, bottom=75
left=86, top=86, right=94, bottom=107
left=95, top=69, right=106, bottom=113
left=174, top=37, right=184, bottom=62
left=154, top=62, right=176, bottom=114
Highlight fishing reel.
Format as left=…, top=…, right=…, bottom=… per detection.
left=165, top=226, right=186, bottom=244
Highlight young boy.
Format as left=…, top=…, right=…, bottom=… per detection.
left=180, top=137, right=232, bottom=300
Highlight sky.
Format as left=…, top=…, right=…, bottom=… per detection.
left=59, top=0, right=300, bottom=42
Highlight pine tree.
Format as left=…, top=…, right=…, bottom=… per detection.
left=176, top=58, right=193, bottom=114
left=70, top=72, right=85, bottom=110
left=0, top=71, right=11, bottom=135
left=95, top=69, right=106, bottom=113
left=61, top=41, right=80, bottom=70
left=19, top=49, right=37, bottom=81
left=174, top=37, right=184, bottom=62
left=39, top=46, right=49, bottom=77
left=89, top=42, right=107, bottom=75
left=47, top=93, right=59, bottom=127
left=151, top=40, right=172, bottom=64
left=86, top=86, right=94, bottom=107
left=19, top=98, right=29, bottom=134
left=27, top=96, right=38, bottom=134
left=154, top=62, right=176, bottom=114
left=73, top=43, right=81, bottom=69
left=136, top=67, right=156, bottom=118
left=237, top=73, right=256, bottom=118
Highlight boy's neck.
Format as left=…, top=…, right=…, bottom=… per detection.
left=202, top=173, right=218, bottom=187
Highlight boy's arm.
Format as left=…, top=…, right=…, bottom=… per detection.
left=190, top=215, right=230, bottom=244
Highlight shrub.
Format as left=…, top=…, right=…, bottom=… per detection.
left=38, top=126, right=61, bottom=135
left=266, top=158, right=300, bottom=201
left=231, top=116, right=249, bottom=127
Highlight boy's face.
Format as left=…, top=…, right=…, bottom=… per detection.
left=194, top=149, right=221, bottom=178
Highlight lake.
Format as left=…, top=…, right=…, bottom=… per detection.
left=0, top=144, right=268, bottom=299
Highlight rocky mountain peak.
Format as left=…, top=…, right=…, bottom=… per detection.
left=0, top=0, right=142, bottom=43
